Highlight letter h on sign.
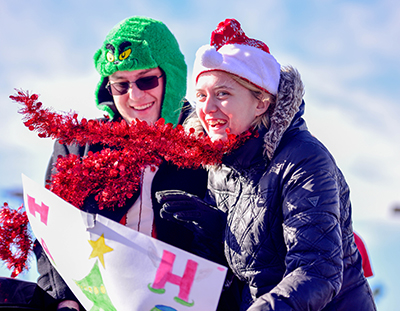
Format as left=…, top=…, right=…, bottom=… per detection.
left=27, top=195, right=49, bottom=226
left=148, top=250, right=198, bottom=306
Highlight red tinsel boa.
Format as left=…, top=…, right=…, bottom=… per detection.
left=0, top=90, right=254, bottom=276
left=10, top=90, right=252, bottom=209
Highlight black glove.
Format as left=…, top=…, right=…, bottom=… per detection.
left=156, top=190, right=226, bottom=240
left=156, top=190, right=227, bottom=263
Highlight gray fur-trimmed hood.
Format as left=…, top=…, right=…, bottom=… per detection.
left=264, top=65, right=304, bottom=159
left=185, top=66, right=305, bottom=160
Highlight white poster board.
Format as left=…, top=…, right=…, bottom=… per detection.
left=22, top=174, right=227, bottom=311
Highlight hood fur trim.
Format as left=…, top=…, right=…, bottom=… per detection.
left=264, top=66, right=304, bottom=160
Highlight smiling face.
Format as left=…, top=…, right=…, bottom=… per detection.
left=109, top=67, right=165, bottom=124
left=195, top=71, right=269, bottom=141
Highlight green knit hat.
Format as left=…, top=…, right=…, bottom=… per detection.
left=93, top=16, right=187, bottom=126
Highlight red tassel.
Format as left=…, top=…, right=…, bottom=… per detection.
left=0, top=203, right=33, bottom=277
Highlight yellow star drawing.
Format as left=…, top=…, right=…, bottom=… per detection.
left=88, top=234, right=113, bottom=268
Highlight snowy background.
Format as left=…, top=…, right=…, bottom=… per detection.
left=0, top=0, right=399, bottom=309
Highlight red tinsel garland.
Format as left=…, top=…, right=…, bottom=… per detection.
left=1, top=90, right=253, bottom=276
left=10, top=90, right=252, bottom=210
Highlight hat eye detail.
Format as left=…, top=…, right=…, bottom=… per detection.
left=119, top=48, right=132, bottom=61
left=106, top=51, right=115, bottom=62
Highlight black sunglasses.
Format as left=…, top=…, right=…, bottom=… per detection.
left=106, top=74, right=164, bottom=95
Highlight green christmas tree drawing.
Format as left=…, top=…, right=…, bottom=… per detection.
left=74, top=260, right=117, bottom=311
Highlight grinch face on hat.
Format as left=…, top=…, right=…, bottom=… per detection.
left=105, top=41, right=134, bottom=66
left=95, top=38, right=157, bottom=77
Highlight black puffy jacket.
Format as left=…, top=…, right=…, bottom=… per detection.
left=204, top=67, right=376, bottom=310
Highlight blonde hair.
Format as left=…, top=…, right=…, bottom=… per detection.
left=228, top=73, right=276, bottom=130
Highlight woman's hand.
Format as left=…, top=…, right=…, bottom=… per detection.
left=156, top=190, right=227, bottom=264
left=156, top=190, right=226, bottom=241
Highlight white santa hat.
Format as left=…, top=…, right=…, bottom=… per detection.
left=193, top=19, right=281, bottom=95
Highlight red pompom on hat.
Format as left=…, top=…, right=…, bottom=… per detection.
left=193, top=18, right=281, bottom=95
left=211, top=19, right=270, bottom=53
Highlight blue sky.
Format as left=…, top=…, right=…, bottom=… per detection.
left=0, top=0, right=399, bottom=309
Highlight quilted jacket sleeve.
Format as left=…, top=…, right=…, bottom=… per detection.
left=249, top=140, right=344, bottom=310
